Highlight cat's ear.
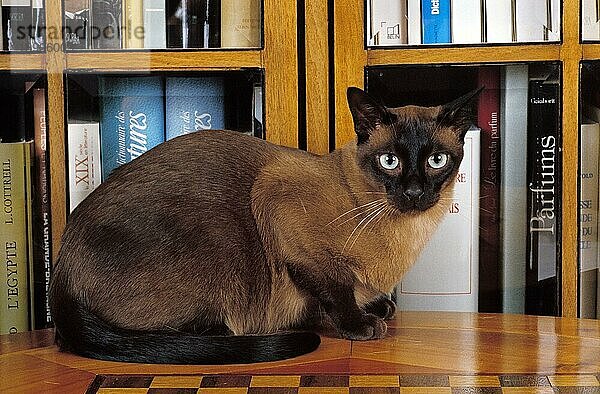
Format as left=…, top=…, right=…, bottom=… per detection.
left=438, top=87, right=484, bottom=139
left=347, top=87, right=391, bottom=144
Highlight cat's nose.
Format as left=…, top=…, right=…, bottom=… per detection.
left=403, top=184, right=424, bottom=200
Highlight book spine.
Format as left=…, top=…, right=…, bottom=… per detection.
left=91, top=0, right=122, bottom=49
left=99, top=76, right=165, bottom=180
left=421, top=0, right=451, bottom=44
left=123, top=0, right=144, bottom=48
left=2, top=0, right=32, bottom=51
left=252, top=82, right=263, bottom=139
left=407, top=0, right=421, bottom=44
left=0, top=142, right=31, bottom=334
left=367, top=0, right=407, bottom=46
left=64, top=2, right=91, bottom=50
left=396, top=128, right=481, bottom=312
left=477, top=67, right=501, bottom=313
left=29, top=0, right=43, bottom=50
left=67, top=123, right=101, bottom=212
left=221, top=0, right=260, bottom=47
left=31, top=88, right=52, bottom=328
left=525, top=76, right=561, bottom=316
left=515, top=0, right=546, bottom=42
left=167, top=0, right=219, bottom=48
left=484, top=0, right=512, bottom=43
left=143, top=0, right=166, bottom=48
left=579, top=119, right=599, bottom=319
left=451, top=0, right=480, bottom=44
left=500, top=64, right=528, bottom=314
left=165, top=77, right=224, bottom=140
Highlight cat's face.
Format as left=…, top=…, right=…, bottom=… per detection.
left=347, top=87, right=481, bottom=214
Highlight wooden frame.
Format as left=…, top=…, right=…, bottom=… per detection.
left=332, top=0, right=581, bottom=317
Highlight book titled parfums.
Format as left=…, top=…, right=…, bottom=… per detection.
left=167, top=0, right=220, bottom=48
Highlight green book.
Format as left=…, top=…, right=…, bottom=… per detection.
left=0, top=141, right=33, bottom=334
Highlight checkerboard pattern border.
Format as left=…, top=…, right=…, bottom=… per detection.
left=86, top=374, right=600, bottom=394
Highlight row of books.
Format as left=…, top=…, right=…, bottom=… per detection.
left=393, top=64, right=562, bottom=316
left=0, top=81, right=52, bottom=334
left=64, top=0, right=260, bottom=50
left=68, top=75, right=263, bottom=212
left=367, top=0, right=561, bottom=46
left=0, top=0, right=45, bottom=51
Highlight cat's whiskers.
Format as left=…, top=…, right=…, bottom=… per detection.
left=334, top=201, right=388, bottom=228
left=326, top=199, right=386, bottom=227
left=343, top=203, right=389, bottom=253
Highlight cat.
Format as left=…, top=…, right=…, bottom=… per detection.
left=49, top=86, right=482, bottom=365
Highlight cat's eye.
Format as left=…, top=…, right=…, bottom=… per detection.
left=379, top=154, right=399, bottom=170
left=427, top=153, right=449, bottom=169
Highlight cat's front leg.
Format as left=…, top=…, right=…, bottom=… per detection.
left=286, top=261, right=387, bottom=341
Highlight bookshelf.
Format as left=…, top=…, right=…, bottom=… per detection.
left=331, top=0, right=581, bottom=318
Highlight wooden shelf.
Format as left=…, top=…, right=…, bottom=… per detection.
left=368, top=44, right=562, bottom=66
left=65, top=50, right=262, bottom=71
left=582, top=44, right=600, bottom=60
left=0, top=53, right=46, bottom=71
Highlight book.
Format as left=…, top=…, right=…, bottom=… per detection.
left=582, top=0, right=600, bottom=41
left=29, top=0, right=43, bottom=51
left=221, top=0, right=261, bottom=47
left=578, top=116, right=599, bottom=319
left=67, top=122, right=101, bottom=212
left=515, top=0, right=547, bottom=42
left=143, top=0, right=166, bottom=48
left=64, top=0, right=91, bottom=50
left=421, top=0, right=450, bottom=44
left=2, top=0, right=32, bottom=51
left=252, top=82, right=263, bottom=138
left=451, top=0, right=481, bottom=44
left=123, top=0, right=144, bottom=48
left=477, top=66, right=501, bottom=313
left=165, top=76, right=225, bottom=140
left=0, top=141, right=33, bottom=334
left=99, top=76, right=165, bottom=180
left=407, top=0, right=421, bottom=44
left=166, top=0, right=220, bottom=48
left=31, top=87, right=52, bottom=328
left=525, top=70, right=561, bottom=316
left=499, top=64, right=529, bottom=314
left=483, top=0, right=513, bottom=43
left=396, top=127, right=481, bottom=312
left=90, top=0, right=122, bottom=49
left=367, top=0, right=407, bottom=46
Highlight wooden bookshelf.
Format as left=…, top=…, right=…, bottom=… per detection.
left=0, top=53, right=46, bottom=70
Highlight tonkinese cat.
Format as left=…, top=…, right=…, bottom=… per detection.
left=49, top=87, right=482, bottom=364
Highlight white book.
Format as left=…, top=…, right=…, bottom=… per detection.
left=221, top=0, right=261, bottom=48
left=583, top=0, right=600, bottom=41
left=485, top=0, right=513, bottom=43
left=367, top=0, right=408, bottom=46
left=396, top=127, right=481, bottom=312
left=500, top=64, right=529, bottom=314
left=407, top=0, right=421, bottom=44
left=516, top=0, right=546, bottom=42
left=451, top=0, right=481, bottom=44
left=547, top=0, right=560, bottom=41
left=68, top=122, right=102, bottom=213
left=578, top=117, right=600, bottom=318
left=144, top=0, right=167, bottom=48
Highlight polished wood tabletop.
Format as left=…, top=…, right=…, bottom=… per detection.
left=1, top=312, right=600, bottom=393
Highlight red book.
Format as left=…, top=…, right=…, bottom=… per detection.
left=477, top=67, right=502, bottom=312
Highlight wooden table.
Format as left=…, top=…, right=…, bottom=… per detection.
left=1, top=312, right=600, bottom=393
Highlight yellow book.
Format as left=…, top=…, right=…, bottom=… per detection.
left=123, top=0, right=145, bottom=48
left=0, top=141, right=33, bottom=334
left=221, top=0, right=261, bottom=48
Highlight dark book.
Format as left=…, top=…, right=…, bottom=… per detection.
left=29, top=0, right=43, bottom=51
left=31, top=87, right=52, bottom=329
left=477, top=66, right=502, bottom=313
left=90, top=0, right=121, bottom=49
left=65, top=0, right=90, bottom=50
left=525, top=69, right=562, bottom=316
left=166, top=0, right=220, bottom=48
left=2, top=0, right=32, bottom=51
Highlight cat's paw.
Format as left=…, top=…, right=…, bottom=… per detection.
left=338, top=313, right=387, bottom=340
left=364, top=297, right=396, bottom=320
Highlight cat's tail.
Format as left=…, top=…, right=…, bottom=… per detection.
left=52, top=293, right=321, bottom=365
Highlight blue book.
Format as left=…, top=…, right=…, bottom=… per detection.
left=99, top=76, right=165, bottom=181
left=165, top=77, right=225, bottom=140
left=421, top=0, right=451, bottom=44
